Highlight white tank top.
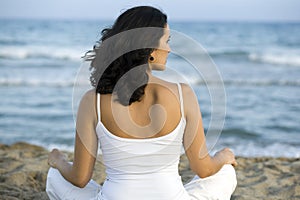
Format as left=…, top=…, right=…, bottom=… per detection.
left=95, top=83, right=190, bottom=200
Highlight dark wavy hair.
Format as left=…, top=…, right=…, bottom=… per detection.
left=85, top=6, right=167, bottom=106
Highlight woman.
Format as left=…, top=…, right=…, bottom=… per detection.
left=46, top=6, right=237, bottom=200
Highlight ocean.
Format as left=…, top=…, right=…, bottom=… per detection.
left=0, top=19, right=299, bottom=157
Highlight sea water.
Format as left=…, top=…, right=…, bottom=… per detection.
left=0, top=19, right=299, bottom=157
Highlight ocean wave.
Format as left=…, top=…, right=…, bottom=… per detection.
left=209, top=50, right=249, bottom=57
left=170, top=49, right=250, bottom=59
left=221, top=128, right=259, bottom=139
left=1, top=77, right=299, bottom=88
left=2, top=44, right=300, bottom=68
left=194, top=79, right=300, bottom=87
left=0, top=78, right=90, bottom=87
left=218, top=139, right=300, bottom=158
left=172, top=46, right=300, bottom=67
left=0, top=39, right=27, bottom=46
left=249, top=53, right=300, bottom=67
left=0, top=46, right=85, bottom=61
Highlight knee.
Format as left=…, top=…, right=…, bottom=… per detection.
left=46, top=167, right=60, bottom=199
left=46, top=167, right=65, bottom=190
left=222, top=164, right=237, bottom=191
left=47, top=167, right=59, bottom=181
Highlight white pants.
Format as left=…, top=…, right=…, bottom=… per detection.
left=46, top=164, right=237, bottom=200
left=184, top=164, right=237, bottom=200
left=46, top=168, right=102, bottom=200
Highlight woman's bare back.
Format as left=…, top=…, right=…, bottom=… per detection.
left=99, top=77, right=183, bottom=139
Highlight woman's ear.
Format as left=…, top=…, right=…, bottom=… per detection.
left=149, top=50, right=157, bottom=62
left=149, top=56, right=154, bottom=61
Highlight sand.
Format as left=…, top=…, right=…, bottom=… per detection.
left=0, top=142, right=299, bottom=200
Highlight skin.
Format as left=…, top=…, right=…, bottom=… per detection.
left=48, top=23, right=237, bottom=188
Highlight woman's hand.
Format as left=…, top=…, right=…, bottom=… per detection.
left=214, top=148, right=238, bottom=167
left=48, top=148, right=68, bottom=169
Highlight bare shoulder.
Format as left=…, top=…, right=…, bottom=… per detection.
left=77, top=89, right=97, bottom=114
left=80, top=88, right=96, bottom=103
left=180, top=83, right=195, bottom=97
left=76, top=89, right=98, bottom=124
left=179, top=83, right=199, bottom=117
left=83, top=88, right=96, bottom=97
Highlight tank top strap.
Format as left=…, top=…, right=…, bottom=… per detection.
left=177, top=83, right=184, bottom=117
left=97, top=93, right=101, bottom=122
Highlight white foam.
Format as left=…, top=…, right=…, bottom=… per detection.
left=249, top=53, right=300, bottom=67
left=224, top=79, right=300, bottom=86
left=0, top=77, right=90, bottom=87
left=216, top=138, right=300, bottom=158
left=0, top=45, right=86, bottom=61
left=194, top=79, right=300, bottom=87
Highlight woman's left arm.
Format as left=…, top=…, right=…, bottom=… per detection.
left=48, top=90, right=99, bottom=188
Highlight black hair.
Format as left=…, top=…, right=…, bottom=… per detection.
left=85, top=6, right=167, bottom=105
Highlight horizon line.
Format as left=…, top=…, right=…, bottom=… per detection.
left=0, top=16, right=300, bottom=24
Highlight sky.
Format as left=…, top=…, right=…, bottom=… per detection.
left=0, top=0, right=300, bottom=22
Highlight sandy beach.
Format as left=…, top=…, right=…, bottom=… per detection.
left=0, top=142, right=299, bottom=200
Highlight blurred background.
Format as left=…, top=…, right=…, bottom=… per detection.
left=0, top=0, right=299, bottom=157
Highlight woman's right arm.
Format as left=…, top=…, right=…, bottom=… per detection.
left=48, top=90, right=99, bottom=187
left=181, top=84, right=237, bottom=178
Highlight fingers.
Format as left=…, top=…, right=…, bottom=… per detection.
left=231, top=159, right=238, bottom=167
left=47, top=148, right=60, bottom=168
left=50, top=148, right=59, bottom=154
left=229, top=149, right=238, bottom=167
left=223, top=147, right=238, bottom=167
